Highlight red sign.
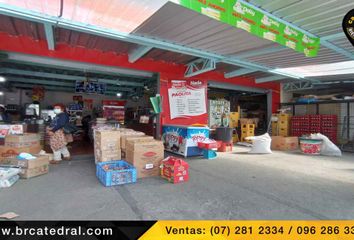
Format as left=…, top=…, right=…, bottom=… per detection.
left=102, top=100, right=126, bottom=106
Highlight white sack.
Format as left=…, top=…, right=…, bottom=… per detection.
left=0, top=167, right=21, bottom=180
left=310, top=133, right=342, bottom=157
left=247, top=133, right=272, bottom=154
left=0, top=174, right=19, bottom=188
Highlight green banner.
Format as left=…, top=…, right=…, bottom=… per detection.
left=176, top=0, right=320, bottom=57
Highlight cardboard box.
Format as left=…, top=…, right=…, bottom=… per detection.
left=9, top=155, right=50, bottom=179
left=126, top=137, right=155, bottom=152
left=271, top=136, right=299, bottom=151
left=0, top=144, right=42, bottom=162
left=15, top=155, right=49, bottom=169
left=120, top=132, right=145, bottom=149
left=95, top=149, right=121, bottom=162
left=126, top=140, right=164, bottom=178
left=20, top=165, right=49, bottom=179
left=122, top=135, right=152, bottom=151
left=95, top=130, right=121, bottom=150
left=5, top=133, right=40, bottom=148
left=161, top=156, right=189, bottom=184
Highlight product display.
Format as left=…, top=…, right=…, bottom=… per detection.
left=162, top=125, right=209, bottom=157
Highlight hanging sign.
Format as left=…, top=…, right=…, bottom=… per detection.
left=75, top=81, right=106, bottom=95
left=168, top=80, right=207, bottom=119
left=177, top=0, right=320, bottom=57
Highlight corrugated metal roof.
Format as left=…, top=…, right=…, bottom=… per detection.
left=56, top=28, right=138, bottom=54
left=246, top=46, right=350, bottom=68
left=0, top=14, right=45, bottom=40
left=134, top=3, right=276, bottom=57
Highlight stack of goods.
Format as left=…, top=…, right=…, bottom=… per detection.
left=320, top=115, right=337, bottom=144
left=0, top=167, right=20, bottom=188
left=291, top=115, right=338, bottom=144
left=271, top=136, right=299, bottom=151
left=96, top=160, right=137, bottom=187
left=291, top=115, right=310, bottom=136
left=161, top=156, right=189, bottom=184
left=126, top=138, right=164, bottom=178
left=309, top=115, right=321, bottom=133
left=120, top=131, right=146, bottom=158
left=241, top=124, right=255, bottom=142
left=94, top=130, right=121, bottom=163
left=0, top=134, right=42, bottom=164
left=271, top=114, right=291, bottom=137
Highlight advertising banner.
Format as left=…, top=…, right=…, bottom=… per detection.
left=168, top=80, right=207, bottom=119
left=177, top=0, right=320, bottom=57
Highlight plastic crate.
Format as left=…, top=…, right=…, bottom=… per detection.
left=96, top=161, right=137, bottom=187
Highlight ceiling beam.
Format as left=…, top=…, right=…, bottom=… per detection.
left=255, top=75, right=287, bottom=83
left=320, top=40, right=354, bottom=60
left=224, top=68, right=258, bottom=78
left=321, top=32, right=345, bottom=41
left=1, top=51, right=154, bottom=78
left=43, top=23, right=55, bottom=50
left=10, top=83, right=120, bottom=95
left=128, top=45, right=153, bottom=63
left=6, top=77, right=133, bottom=92
left=1, top=68, right=145, bottom=87
left=184, top=58, right=216, bottom=77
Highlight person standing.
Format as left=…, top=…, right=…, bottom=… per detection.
left=48, top=103, right=71, bottom=164
left=0, top=104, right=11, bottom=123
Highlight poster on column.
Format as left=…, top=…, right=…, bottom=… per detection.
left=168, top=80, right=207, bottom=119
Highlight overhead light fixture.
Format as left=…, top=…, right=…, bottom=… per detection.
left=0, top=92, right=4, bottom=96
left=269, top=69, right=304, bottom=79
left=116, top=92, right=122, bottom=98
left=0, top=76, right=6, bottom=82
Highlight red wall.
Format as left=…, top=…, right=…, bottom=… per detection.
left=0, top=32, right=280, bottom=126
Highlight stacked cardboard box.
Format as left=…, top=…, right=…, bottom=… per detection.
left=126, top=138, right=164, bottom=178
left=120, top=131, right=146, bottom=158
left=272, top=114, right=291, bottom=137
left=94, top=130, right=121, bottom=163
left=0, top=134, right=42, bottom=163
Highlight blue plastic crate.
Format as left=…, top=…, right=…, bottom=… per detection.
left=96, top=161, right=137, bottom=187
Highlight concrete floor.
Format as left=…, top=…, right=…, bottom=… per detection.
left=1, top=147, right=354, bottom=220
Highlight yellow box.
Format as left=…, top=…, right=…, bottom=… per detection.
left=229, top=112, right=240, bottom=128
left=279, top=128, right=289, bottom=137
left=241, top=124, right=255, bottom=131
left=278, top=120, right=289, bottom=129
left=278, top=113, right=291, bottom=121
